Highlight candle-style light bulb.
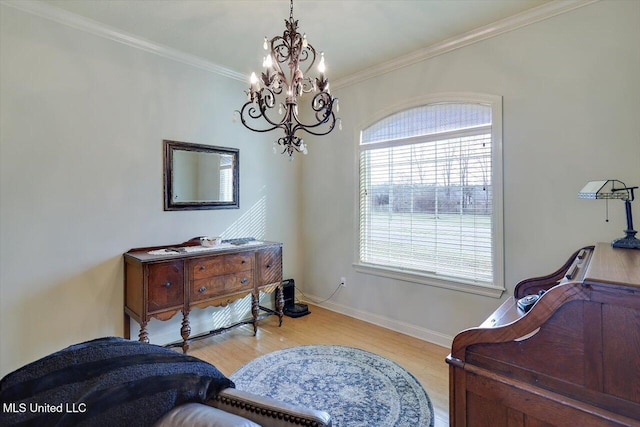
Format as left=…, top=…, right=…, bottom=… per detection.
left=263, top=37, right=268, bottom=50
left=335, top=99, right=340, bottom=113
left=264, top=54, right=273, bottom=68
left=249, top=72, right=261, bottom=94
left=302, top=34, right=308, bottom=48
left=318, top=52, right=326, bottom=74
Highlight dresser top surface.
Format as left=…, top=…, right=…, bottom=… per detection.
left=125, top=240, right=281, bottom=263
left=583, top=242, right=640, bottom=289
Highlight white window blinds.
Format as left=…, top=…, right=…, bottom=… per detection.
left=359, top=102, right=497, bottom=287
left=219, top=155, right=233, bottom=201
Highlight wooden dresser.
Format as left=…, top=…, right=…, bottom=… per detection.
left=124, top=240, right=283, bottom=353
left=447, top=243, right=640, bottom=426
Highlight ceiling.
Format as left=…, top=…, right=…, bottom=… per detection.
left=41, top=0, right=552, bottom=81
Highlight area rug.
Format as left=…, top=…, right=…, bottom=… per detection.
left=230, top=345, right=434, bottom=427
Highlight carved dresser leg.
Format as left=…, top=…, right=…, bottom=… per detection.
left=181, top=310, right=191, bottom=353
left=251, top=292, right=259, bottom=335
left=138, top=321, right=149, bottom=343
left=276, top=284, right=284, bottom=326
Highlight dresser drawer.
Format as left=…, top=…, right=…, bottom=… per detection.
left=257, top=247, right=282, bottom=286
left=190, top=252, right=253, bottom=279
left=147, top=261, right=184, bottom=312
left=191, top=272, right=253, bottom=302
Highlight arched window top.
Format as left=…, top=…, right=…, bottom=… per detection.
left=356, top=95, right=504, bottom=297
left=361, top=102, right=492, bottom=145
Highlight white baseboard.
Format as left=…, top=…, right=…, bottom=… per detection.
left=138, top=294, right=454, bottom=350
left=299, top=294, right=454, bottom=349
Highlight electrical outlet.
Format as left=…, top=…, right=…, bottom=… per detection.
left=340, top=277, right=346, bottom=287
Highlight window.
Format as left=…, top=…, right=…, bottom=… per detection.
left=356, top=95, right=504, bottom=297
left=219, top=154, right=234, bottom=201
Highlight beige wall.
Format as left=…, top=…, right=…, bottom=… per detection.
left=1, top=0, right=639, bottom=376
left=298, top=0, right=640, bottom=345
left=0, top=5, right=302, bottom=376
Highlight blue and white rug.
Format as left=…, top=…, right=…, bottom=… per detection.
left=230, top=345, right=434, bottom=427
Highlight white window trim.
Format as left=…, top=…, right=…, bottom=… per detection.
left=353, top=93, right=505, bottom=298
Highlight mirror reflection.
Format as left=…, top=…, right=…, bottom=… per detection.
left=172, top=150, right=234, bottom=202
left=164, top=140, right=239, bottom=210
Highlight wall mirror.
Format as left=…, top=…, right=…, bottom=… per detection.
left=163, top=140, right=239, bottom=210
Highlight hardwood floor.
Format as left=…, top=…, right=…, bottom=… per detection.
left=189, top=304, right=451, bottom=426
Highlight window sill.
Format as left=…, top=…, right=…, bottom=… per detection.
left=353, top=262, right=505, bottom=298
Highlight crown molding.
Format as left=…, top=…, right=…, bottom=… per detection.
left=2, top=0, right=598, bottom=86
left=0, top=0, right=246, bottom=82
left=333, top=0, right=599, bottom=89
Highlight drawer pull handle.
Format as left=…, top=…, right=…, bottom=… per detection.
left=164, top=281, right=171, bottom=288
left=198, top=286, right=206, bottom=293
left=241, top=278, right=248, bottom=284
left=266, top=264, right=271, bottom=269
left=241, top=260, right=247, bottom=264
left=199, top=265, right=206, bottom=271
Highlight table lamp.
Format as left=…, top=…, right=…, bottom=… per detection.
left=578, top=179, right=640, bottom=249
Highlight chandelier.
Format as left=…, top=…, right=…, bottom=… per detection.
left=235, top=0, right=340, bottom=158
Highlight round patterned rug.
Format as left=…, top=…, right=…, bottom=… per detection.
left=230, top=345, right=434, bottom=427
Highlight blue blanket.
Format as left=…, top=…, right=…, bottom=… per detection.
left=0, top=337, right=234, bottom=426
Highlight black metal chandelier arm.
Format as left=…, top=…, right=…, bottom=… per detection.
left=271, top=37, right=290, bottom=65
left=291, top=111, right=336, bottom=136
left=286, top=92, right=336, bottom=134
left=299, top=77, right=316, bottom=94
left=297, top=46, right=315, bottom=75
left=237, top=100, right=283, bottom=133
